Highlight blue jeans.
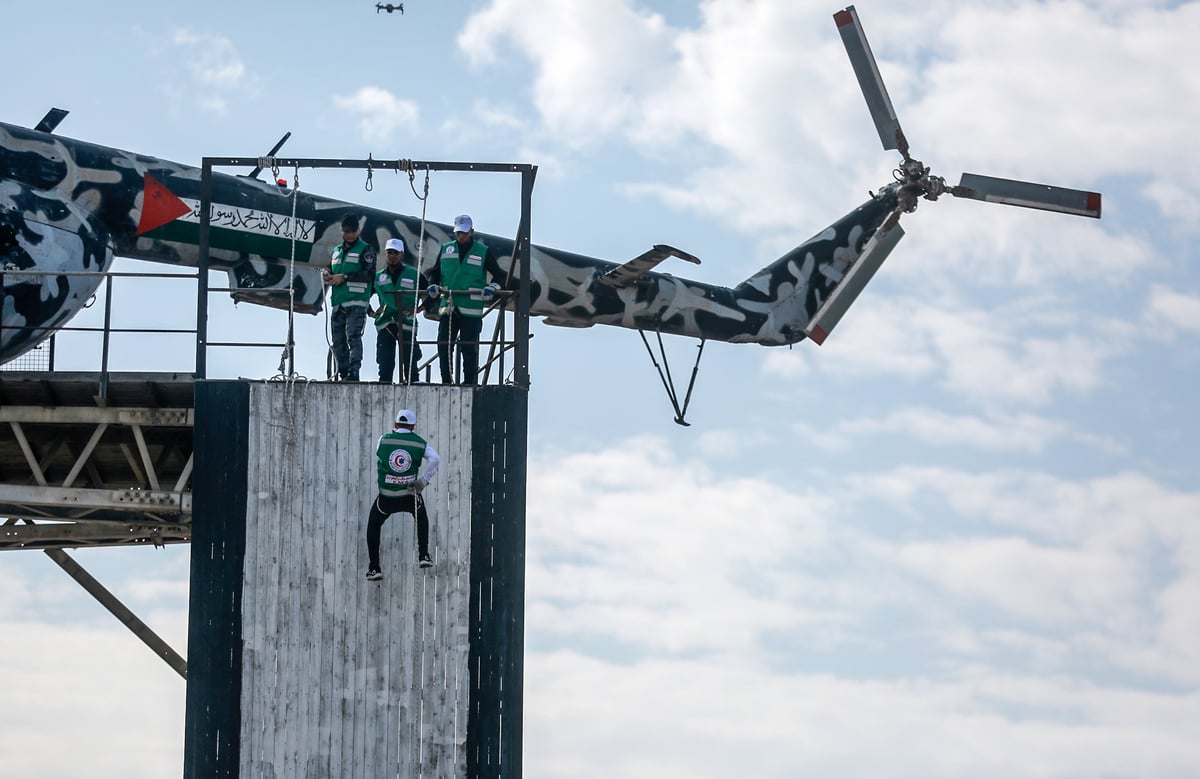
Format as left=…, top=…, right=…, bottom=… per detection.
left=331, top=305, right=366, bottom=380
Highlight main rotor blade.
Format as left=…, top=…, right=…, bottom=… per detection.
left=806, top=217, right=905, bottom=345
left=834, top=5, right=908, bottom=157
left=953, top=173, right=1102, bottom=218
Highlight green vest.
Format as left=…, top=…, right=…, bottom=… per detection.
left=330, top=238, right=372, bottom=308
left=436, top=239, right=489, bottom=317
left=374, top=264, right=419, bottom=332
left=376, top=430, right=427, bottom=496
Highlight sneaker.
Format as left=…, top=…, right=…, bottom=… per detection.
left=418, top=553, right=433, bottom=569
left=366, top=567, right=383, bottom=581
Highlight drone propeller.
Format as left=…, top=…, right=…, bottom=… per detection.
left=833, top=5, right=1101, bottom=219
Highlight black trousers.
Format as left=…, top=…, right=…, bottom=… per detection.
left=376, top=323, right=421, bottom=383
left=366, top=493, right=430, bottom=569
left=436, top=310, right=483, bottom=385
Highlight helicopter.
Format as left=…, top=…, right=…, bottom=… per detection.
left=0, top=6, right=1100, bottom=389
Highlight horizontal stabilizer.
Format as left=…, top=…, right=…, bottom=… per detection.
left=805, top=221, right=904, bottom=345
left=229, top=289, right=322, bottom=315
left=598, top=244, right=701, bottom=287
left=226, top=263, right=325, bottom=314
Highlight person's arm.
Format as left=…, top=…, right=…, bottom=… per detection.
left=421, top=444, right=441, bottom=482
left=424, top=252, right=444, bottom=302
left=424, top=253, right=442, bottom=287
left=367, top=270, right=384, bottom=317
left=413, top=269, right=435, bottom=312
left=484, top=245, right=509, bottom=288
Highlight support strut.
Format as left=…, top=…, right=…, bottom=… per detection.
left=639, top=331, right=706, bottom=426
left=41, top=538, right=188, bottom=679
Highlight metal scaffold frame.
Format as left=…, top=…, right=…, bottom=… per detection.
left=196, top=155, right=537, bottom=386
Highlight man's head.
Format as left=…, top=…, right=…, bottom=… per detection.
left=394, top=408, right=416, bottom=429
left=341, top=214, right=361, bottom=242
left=452, top=214, right=473, bottom=246
left=384, top=237, right=405, bottom=267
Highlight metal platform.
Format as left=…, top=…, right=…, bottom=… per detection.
left=0, top=371, right=195, bottom=550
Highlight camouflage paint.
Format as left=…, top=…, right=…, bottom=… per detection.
left=1, top=120, right=898, bottom=364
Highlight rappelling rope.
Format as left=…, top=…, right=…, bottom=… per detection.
left=396, top=166, right=434, bottom=772
left=403, top=168, right=430, bottom=395
left=272, top=162, right=309, bottom=384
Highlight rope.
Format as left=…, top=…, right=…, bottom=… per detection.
left=273, top=165, right=308, bottom=383
left=403, top=169, right=431, bottom=395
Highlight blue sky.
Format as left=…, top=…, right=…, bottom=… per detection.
left=3, top=1, right=1200, bottom=777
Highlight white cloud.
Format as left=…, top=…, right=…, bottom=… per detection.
left=528, top=437, right=836, bottom=654
left=168, top=29, right=254, bottom=115
left=524, top=652, right=1200, bottom=779
left=528, top=438, right=1200, bottom=691
left=790, top=293, right=1136, bottom=408
left=332, top=86, right=420, bottom=146
left=0, top=560, right=187, bottom=779
left=172, top=30, right=246, bottom=87
left=922, top=2, right=1200, bottom=215
left=459, top=0, right=676, bottom=145
left=792, top=406, right=1080, bottom=454
left=1146, top=284, right=1200, bottom=336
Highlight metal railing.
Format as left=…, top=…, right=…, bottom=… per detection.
left=2, top=267, right=526, bottom=391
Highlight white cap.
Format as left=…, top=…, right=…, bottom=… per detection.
left=453, top=214, right=473, bottom=233
left=384, top=238, right=405, bottom=253
left=395, top=409, right=416, bottom=426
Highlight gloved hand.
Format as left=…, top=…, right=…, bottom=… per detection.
left=413, top=477, right=428, bottom=494
left=482, top=283, right=500, bottom=301
left=426, top=284, right=441, bottom=298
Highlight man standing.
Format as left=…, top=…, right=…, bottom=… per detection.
left=371, top=237, right=423, bottom=383
left=425, top=214, right=506, bottom=385
left=324, top=213, right=376, bottom=381
left=366, top=408, right=439, bottom=581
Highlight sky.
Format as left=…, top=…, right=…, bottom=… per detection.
left=3, top=0, right=1200, bottom=777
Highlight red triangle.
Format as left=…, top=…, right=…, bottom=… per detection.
left=137, top=173, right=192, bottom=235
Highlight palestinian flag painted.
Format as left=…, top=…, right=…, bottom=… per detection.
left=137, top=173, right=316, bottom=263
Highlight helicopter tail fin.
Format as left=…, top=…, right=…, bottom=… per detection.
left=734, top=192, right=901, bottom=346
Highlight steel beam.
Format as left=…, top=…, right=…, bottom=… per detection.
left=2, top=520, right=190, bottom=548
left=43, top=546, right=188, bottom=679
left=0, top=484, right=191, bottom=513
left=0, top=406, right=193, bottom=425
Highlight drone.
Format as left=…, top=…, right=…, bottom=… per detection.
left=376, top=3, right=403, bottom=13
